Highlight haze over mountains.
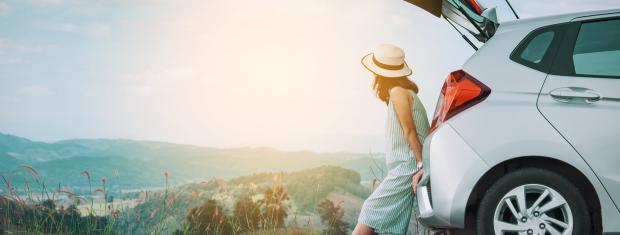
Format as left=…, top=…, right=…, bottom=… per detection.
left=0, top=133, right=385, bottom=193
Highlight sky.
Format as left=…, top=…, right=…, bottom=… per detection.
left=1, top=0, right=618, bottom=153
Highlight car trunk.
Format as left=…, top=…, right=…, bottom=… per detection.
left=404, top=0, right=499, bottom=43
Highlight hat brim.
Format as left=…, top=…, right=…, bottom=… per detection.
left=361, top=53, right=412, bottom=78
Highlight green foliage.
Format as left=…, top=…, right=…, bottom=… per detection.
left=123, top=166, right=366, bottom=234
left=1, top=159, right=369, bottom=235
left=230, top=166, right=369, bottom=212
left=0, top=164, right=117, bottom=234
left=184, top=184, right=291, bottom=234
left=316, top=199, right=349, bottom=235
left=0, top=196, right=109, bottom=234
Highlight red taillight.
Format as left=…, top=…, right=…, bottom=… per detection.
left=429, top=70, right=490, bottom=133
left=465, top=0, right=483, bottom=14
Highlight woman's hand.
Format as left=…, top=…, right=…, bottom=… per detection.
left=412, top=169, right=424, bottom=194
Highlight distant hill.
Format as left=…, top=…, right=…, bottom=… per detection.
left=0, top=152, right=22, bottom=172
left=0, top=133, right=386, bottom=194
left=0, top=133, right=105, bottom=162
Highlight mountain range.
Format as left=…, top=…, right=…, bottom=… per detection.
left=0, top=133, right=386, bottom=194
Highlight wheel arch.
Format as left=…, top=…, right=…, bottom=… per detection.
left=463, top=156, right=602, bottom=233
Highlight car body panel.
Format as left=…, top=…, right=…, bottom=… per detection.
left=416, top=123, right=489, bottom=227
left=537, top=74, right=620, bottom=233
left=414, top=8, right=620, bottom=233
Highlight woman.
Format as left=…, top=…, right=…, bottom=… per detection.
left=353, top=44, right=429, bottom=235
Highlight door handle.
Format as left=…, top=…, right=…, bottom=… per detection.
left=549, top=87, right=601, bottom=103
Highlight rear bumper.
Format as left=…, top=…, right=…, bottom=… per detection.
left=415, top=124, right=490, bottom=228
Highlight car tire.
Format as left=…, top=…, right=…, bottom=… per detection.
left=476, top=167, right=590, bottom=235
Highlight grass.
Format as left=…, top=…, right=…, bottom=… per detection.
left=0, top=165, right=340, bottom=235
left=1, top=165, right=113, bottom=234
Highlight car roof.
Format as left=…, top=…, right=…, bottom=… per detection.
left=497, top=8, right=620, bottom=34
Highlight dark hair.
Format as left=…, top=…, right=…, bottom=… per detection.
left=373, top=76, right=419, bottom=105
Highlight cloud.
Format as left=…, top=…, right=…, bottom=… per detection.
left=121, top=67, right=199, bottom=98
left=0, top=38, right=57, bottom=65
left=0, top=2, right=11, bottom=16
left=24, top=0, right=65, bottom=7
left=0, top=38, right=55, bottom=56
left=119, top=66, right=201, bottom=97
left=54, top=23, right=111, bottom=37
left=123, top=84, right=154, bottom=98
left=0, top=38, right=8, bottom=53
left=17, top=85, right=52, bottom=97
left=0, top=57, right=23, bottom=65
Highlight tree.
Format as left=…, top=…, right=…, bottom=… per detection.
left=316, top=199, right=349, bottom=235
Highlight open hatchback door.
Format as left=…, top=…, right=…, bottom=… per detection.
left=404, top=0, right=499, bottom=42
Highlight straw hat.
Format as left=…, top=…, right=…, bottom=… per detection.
left=361, top=44, right=412, bottom=78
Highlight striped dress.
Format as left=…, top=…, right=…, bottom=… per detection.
left=358, top=89, right=429, bottom=235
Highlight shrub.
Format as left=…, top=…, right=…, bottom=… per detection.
left=316, top=199, right=348, bottom=235
left=261, top=185, right=289, bottom=229
left=186, top=199, right=232, bottom=235
left=232, top=195, right=261, bottom=232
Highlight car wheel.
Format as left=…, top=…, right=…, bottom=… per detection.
left=476, top=168, right=590, bottom=235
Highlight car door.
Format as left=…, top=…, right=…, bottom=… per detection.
left=537, top=16, right=620, bottom=208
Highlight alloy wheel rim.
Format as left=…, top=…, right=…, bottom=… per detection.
left=493, top=184, right=573, bottom=235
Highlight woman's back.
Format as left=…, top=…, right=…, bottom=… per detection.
left=385, top=89, right=429, bottom=166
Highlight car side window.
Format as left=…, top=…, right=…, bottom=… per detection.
left=572, top=19, right=620, bottom=78
left=510, top=23, right=566, bottom=73
left=520, top=31, right=555, bottom=63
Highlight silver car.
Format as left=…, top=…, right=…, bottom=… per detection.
left=404, top=0, right=620, bottom=234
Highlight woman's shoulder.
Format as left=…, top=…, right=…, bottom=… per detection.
left=389, top=86, right=410, bottom=96
left=389, top=87, right=416, bottom=101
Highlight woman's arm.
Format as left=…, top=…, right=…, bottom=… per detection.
left=390, top=87, right=425, bottom=193
left=389, top=87, right=423, bottom=164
